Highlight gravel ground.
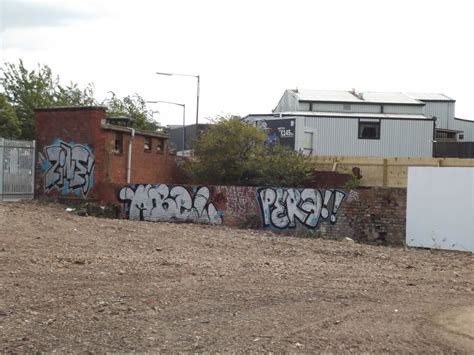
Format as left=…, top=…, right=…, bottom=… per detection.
left=0, top=200, right=473, bottom=353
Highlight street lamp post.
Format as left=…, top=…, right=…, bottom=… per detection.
left=155, top=71, right=200, bottom=126
left=147, top=100, right=186, bottom=152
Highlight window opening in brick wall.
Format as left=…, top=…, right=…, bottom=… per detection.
left=144, top=137, right=152, bottom=152
left=114, top=132, right=123, bottom=153
left=156, top=139, right=164, bottom=154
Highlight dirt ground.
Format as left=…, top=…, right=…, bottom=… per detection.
left=1, top=200, right=473, bottom=353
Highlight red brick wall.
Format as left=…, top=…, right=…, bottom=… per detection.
left=35, top=107, right=106, bottom=200
left=100, top=132, right=177, bottom=186
left=35, top=107, right=179, bottom=201
left=116, top=184, right=407, bottom=245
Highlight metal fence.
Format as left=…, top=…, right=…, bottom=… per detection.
left=433, top=142, right=474, bottom=158
left=0, top=138, right=35, bottom=201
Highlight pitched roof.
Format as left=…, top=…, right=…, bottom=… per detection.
left=291, top=89, right=425, bottom=105
left=406, top=93, right=455, bottom=102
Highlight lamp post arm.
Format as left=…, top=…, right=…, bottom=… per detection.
left=156, top=72, right=198, bottom=79
left=146, top=100, right=184, bottom=108
left=155, top=71, right=200, bottom=125
left=146, top=100, right=186, bottom=152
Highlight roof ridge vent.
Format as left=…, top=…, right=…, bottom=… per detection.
left=349, top=88, right=361, bottom=100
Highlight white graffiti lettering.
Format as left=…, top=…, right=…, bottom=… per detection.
left=257, top=188, right=346, bottom=229
left=118, top=184, right=223, bottom=225
left=40, top=140, right=95, bottom=196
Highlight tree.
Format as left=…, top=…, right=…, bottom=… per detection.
left=102, top=92, right=160, bottom=132
left=254, top=144, right=313, bottom=187
left=187, top=116, right=312, bottom=186
left=1, top=60, right=96, bottom=139
left=0, top=93, right=21, bottom=139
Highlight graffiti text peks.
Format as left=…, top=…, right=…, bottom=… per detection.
left=257, top=187, right=346, bottom=229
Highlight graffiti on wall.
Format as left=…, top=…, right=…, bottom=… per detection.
left=214, top=186, right=258, bottom=219
left=118, top=184, right=222, bottom=224
left=40, top=139, right=95, bottom=196
left=257, top=187, right=346, bottom=229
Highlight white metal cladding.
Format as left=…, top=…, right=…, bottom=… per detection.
left=309, top=103, right=381, bottom=113
left=274, top=90, right=298, bottom=112
left=297, top=116, right=433, bottom=157
left=0, top=138, right=35, bottom=201
left=383, top=105, right=424, bottom=115
left=299, top=102, right=311, bottom=111
left=451, top=119, right=474, bottom=141
left=423, top=101, right=454, bottom=129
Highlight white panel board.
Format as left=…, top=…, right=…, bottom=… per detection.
left=406, top=167, right=474, bottom=252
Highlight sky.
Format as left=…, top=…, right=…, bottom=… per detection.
left=1, top=0, right=473, bottom=127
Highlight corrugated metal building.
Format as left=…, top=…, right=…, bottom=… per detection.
left=244, top=89, right=474, bottom=158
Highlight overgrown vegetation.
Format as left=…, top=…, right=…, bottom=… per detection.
left=0, top=60, right=160, bottom=139
left=102, top=92, right=160, bottom=132
left=186, top=116, right=312, bottom=187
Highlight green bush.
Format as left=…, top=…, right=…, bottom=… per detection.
left=186, top=116, right=312, bottom=187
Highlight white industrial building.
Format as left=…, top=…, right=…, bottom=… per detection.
left=244, top=89, right=474, bottom=158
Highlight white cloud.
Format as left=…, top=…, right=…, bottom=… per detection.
left=0, top=0, right=102, bottom=32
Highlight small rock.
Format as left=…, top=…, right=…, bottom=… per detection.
left=118, top=270, right=125, bottom=275
left=65, top=208, right=75, bottom=212
left=343, top=237, right=355, bottom=243
left=155, top=248, right=163, bottom=252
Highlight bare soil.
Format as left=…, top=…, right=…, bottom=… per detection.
left=1, top=200, right=473, bottom=353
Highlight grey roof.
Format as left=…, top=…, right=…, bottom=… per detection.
left=246, top=112, right=431, bottom=120
left=291, top=89, right=424, bottom=105
left=360, top=92, right=421, bottom=104
left=406, top=93, right=455, bottom=101
left=292, top=89, right=362, bottom=103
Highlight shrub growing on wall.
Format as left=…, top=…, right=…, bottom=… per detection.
left=186, top=116, right=312, bottom=186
